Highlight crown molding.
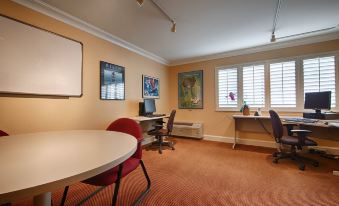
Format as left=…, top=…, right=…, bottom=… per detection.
left=170, top=30, right=339, bottom=66
left=12, top=0, right=170, bottom=65
left=10, top=0, right=339, bottom=67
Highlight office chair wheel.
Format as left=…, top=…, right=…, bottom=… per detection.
left=299, top=165, right=305, bottom=171
left=272, top=159, right=278, bottom=164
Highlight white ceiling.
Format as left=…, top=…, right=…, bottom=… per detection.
left=20, top=0, right=339, bottom=65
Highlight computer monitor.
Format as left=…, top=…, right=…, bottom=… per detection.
left=304, top=91, right=331, bottom=114
left=144, top=99, right=156, bottom=114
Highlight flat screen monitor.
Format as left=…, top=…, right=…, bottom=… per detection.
left=304, top=91, right=331, bottom=113
left=144, top=99, right=156, bottom=114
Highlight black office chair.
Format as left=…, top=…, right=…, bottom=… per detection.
left=148, top=110, right=176, bottom=154
left=269, top=110, right=319, bottom=170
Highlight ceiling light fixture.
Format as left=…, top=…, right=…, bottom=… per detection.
left=136, top=0, right=144, bottom=7
left=171, top=20, right=176, bottom=32
left=148, top=0, right=177, bottom=32
left=271, top=0, right=283, bottom=42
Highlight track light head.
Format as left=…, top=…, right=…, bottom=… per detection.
left=270, top=33, right=276, bottom=42
left=171, top=22, right=176, bottom=32
left=137, top=0, right=144, bottom=7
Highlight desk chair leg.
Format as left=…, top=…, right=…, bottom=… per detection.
left=132, top=160, right=151, bottom=206
left=60, top=186, right=69, bottom=206
left=158, top=136, right=163, bottom=154
left=112, top=163, right=124, bottom=206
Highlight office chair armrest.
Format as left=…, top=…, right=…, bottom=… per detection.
left=283, top=123, right=297, bottom=136
left=291, top=129, right=312, bottom=146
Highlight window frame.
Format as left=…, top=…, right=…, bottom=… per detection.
left=215, top=51, right=339, bottom=112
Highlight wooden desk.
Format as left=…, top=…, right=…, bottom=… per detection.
left=233, top=115, right=339, bottom=176
left=131, top=115, right=169, bottom=145
left=0, top=130, right=137, bottom=206
left=233, top=115, right=339, bottom=148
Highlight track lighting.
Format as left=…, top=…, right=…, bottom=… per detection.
left=270, top=33, right=276, bottom=42
left=136, top=0, right=144, bottom=7
left=137, top=0, right=177, bottom=33
left=171, top=21, right=176, bottom=33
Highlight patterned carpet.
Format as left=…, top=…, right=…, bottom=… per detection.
left=12, top=138, right=339, bottom=206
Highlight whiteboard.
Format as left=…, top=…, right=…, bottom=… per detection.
left=0, top=15, right=83, bottom=96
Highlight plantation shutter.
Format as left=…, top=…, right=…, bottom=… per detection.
left=303, top=56, right=336, bottom=108
left=243, top=65, right=265, bottom=107
left=217, top=68, right=238, bottom=108
left=270, top=61, right=296, bottom=107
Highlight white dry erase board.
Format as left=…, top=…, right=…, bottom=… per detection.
left=0, top=15, right=83, bottom=96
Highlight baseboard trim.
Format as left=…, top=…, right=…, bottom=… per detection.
left=203, top=135, right=276, bottom=148
left=203, top=134, right=339, bottom=155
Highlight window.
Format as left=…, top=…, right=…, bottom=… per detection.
left=303, top=56, right=336, bottom=108
left=217, top=68, right=238, bottom=108
left=270, top=61, right=296, bottom=107
left=215, top=52, right=338, bottom=111
left=243, top=65, right=265, bottom=107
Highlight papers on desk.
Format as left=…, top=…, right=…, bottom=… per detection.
left=328, top=122, right=339, bottom=128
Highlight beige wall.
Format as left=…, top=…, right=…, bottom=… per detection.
left=0, top=0, right=169, bottom=134
left=169, top=39, right=339, bottom=147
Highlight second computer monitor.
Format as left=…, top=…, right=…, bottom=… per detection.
left=304, top=91, right=331, bottom=113
left=144, top=98, right=156, bottom=114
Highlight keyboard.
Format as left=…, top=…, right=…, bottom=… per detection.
left=284, top=118, right=318, bottom=123
left=144, top=114, right=166, bottom=118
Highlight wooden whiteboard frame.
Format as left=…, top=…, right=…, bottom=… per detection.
left=0, top=14, right=83, bottom=97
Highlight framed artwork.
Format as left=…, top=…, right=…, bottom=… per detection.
left=142, top=75, right=160, bottom=98
left=100, top=61, right=125, bottom=100
left=178, top=70, right=203, bottom=109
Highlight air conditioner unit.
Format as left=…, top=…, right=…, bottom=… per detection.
left=172, top=121, right=203, bottom=139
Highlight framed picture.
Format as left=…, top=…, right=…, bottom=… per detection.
left=178, top=70, right=203, bottom=109
left=100, top=61, right=125, bottom=100
left=142, top=75, right=160, bottom=98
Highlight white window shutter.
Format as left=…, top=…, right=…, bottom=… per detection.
left=243, top=65, right=265, bottom=107
left=217, top=68, right=238, bottom=108
left=270, top=61, right=296, bottom=107
left=303, top=56, right=336, bottom=108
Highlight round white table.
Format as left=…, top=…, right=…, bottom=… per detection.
left=0, top=130, right=137, bottom=206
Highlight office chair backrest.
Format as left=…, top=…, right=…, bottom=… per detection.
left=0, top=130, right=9, bottom=137
left=269, top=110, right=283, bottom=143
left=167, top=110, right=176, bottom=133
left=106, top=118, right=143, bottom=159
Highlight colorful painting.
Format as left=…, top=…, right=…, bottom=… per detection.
left=142, top=75, right=159, bottom=98
left=100, top=61, right=125, bottom=100
left=178, top=70, right=203, bottom=109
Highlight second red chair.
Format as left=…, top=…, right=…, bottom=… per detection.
left=61, top=118, right=151, bottom=206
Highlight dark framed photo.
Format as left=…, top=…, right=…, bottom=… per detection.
left=142, top=75, right=159, bottom=98
left=178, top=70, right=203, bottom=109
left=100, top=61, right=125, bottom=100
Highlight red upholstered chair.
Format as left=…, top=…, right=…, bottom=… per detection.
left=0, top=130, right=8, bottom=137
left=61, top=118, right=150, bottom=206
left=0, top=130, right=10, bottom=206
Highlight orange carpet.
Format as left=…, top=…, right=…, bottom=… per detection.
left=13, top=138, right=339, bottom=206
